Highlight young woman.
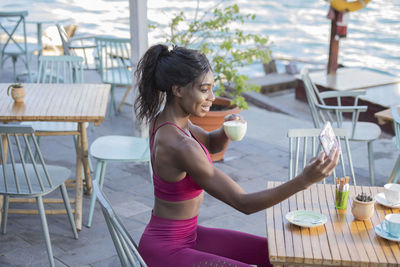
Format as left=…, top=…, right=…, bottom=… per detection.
left=134, top=44, right=339, bottom=267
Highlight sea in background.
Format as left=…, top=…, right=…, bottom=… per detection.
left=1, top=0, right=399, bottom=77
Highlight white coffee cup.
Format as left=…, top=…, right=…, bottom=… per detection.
left=223, top=120, right=247, bottom=141
left=381, top=213, right=400, bottom=238
left=384, top=183, right=400, bottom=204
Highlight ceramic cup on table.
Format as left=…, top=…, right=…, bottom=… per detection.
left=223, top=120, right=247, bottom=141
left=381, top=213, right=400, bottom=238
left=384, top=183, right=400, bottom=205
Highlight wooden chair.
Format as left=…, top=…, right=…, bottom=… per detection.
left=56, top=24, right=97, bottom=70
left=288, top=128, right=356, bottom=185
left=93, top=180, right=147, bottom=267
left=301, top=68, right=381, bottom=185
left=389, top=107, right=400, bottom=184
left=0, top=11, right=41, bottom=82
left=87, top=135, right=151, bottom=227
left=0, top=125, right=78, bottom=267
left=95, top=36, right=132, bottom=113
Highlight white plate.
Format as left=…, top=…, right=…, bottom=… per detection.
left=375, top=223, right=400, bottom=242
left=286, top=210, right=327, bottom=228
left=375, top=192, right=400, bottom=208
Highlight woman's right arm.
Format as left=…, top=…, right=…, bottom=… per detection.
left=176, top=138, right=340, bottom=214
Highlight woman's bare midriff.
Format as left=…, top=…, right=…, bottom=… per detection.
left=152, top=192, right=204, bottom=220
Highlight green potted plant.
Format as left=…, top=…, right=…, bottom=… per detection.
left=161, top=2, right=271, bottom=161
left=7, top=83, right=26, bottom=103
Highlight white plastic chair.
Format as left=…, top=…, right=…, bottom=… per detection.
left=0, top=125, right=78, bottom=267
left=288, top=127, right=356, bottom=185
left=301, top=68, right=381, bottom=185
left=87, top=136, right=151, bottom=228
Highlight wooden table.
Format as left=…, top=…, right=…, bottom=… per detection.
left=374, top=106, right=400, bottom=126
left=266, top=181, right=400, bottom=266
left=0, top=83, right=110, bottom=230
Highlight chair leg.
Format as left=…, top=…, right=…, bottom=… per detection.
left=60, top=184, right=78, bottom=239
left=118, top=86, right=132, bottom=112
left=87, top=161, right=106, bottom=227
left=110, top=85, right=117, bottom=114
left=1, top=196, right=9, bottom=234
left=368, top=141, right=375, bottom=186
left=36, top=196, right=55, bottom=267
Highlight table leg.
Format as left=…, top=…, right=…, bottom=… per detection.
left=74, top=124, right=83, bottom=231
left=80, top=122, right=92, bottom=195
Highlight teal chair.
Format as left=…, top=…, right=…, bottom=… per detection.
left=288, top=127, right=356, bottom=185
left=0, top=11, right=42, bottom=82
left=56, top=24, right=97, bottom=70
left=301, top=68, right=381, bottom=185
left=0, top=125, right=78, bottom=267
left=389, top=107, right=400, bottom=184
left=93, top=180, right=147, bottom=266
left=95, top=36, right=132, bottom=113
left=87, top=135, right=151, bottom=228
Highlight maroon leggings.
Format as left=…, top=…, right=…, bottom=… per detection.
left=138, top=213, right=272, bottom=266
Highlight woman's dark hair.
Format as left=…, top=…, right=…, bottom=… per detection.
left=134, top=44, right=211, bottom=123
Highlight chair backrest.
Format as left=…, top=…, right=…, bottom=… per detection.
left=0, top=125, right=55, bottom=195
left=95, top=36, right=131, bottom=85
left=93, top=180, right=147, bottom=267
left=392, top=107, right=400, bottom=150
left=301, top=68, right=331, bottom=128
left=37, top=55, right=84, bottom=83
left=0, top=11, right=29, bottom=60
left=288, top=127, right=356, bottom=185
left=56, top=24, right=73, bottom=56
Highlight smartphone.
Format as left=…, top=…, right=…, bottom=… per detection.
left=319, top=122, right=338, bottom=156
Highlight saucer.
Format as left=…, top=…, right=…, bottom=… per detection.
left=286, top=210, right=327, bottom=228
left=375, top=192, right=400, bottom=208
left=375, top=223, right=400, bottom=242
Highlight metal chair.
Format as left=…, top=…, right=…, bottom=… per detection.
left=301, top=68, right=381, bottom=185
left=0, top=125, right=78, bottom=267
left=0, top=11, right=42, bottom=82
left=56, top=24, right=97, bottom=70
left=95, top=36, right=132, bottom=113
left=389, top=107, right=400, bottom=184
left=288, top=127, right=356, bottom=185
left=93, top=180, right=147, bottom=267
left=87, top=135, right=151, bottom=228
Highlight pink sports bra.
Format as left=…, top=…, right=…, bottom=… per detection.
left=150, top=116, right=212, bottom=202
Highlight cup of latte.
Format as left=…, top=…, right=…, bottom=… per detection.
left=384, top=183, right=400, bottom=204
left=223, top=119, right=247, bottom=141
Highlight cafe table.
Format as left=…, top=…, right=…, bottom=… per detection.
left=0, top=83, right=110, bottom=231
left=266, top=181, right=400, bottom=266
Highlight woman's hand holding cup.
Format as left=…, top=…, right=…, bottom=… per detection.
left=223, top=114, right=247, bottom=141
